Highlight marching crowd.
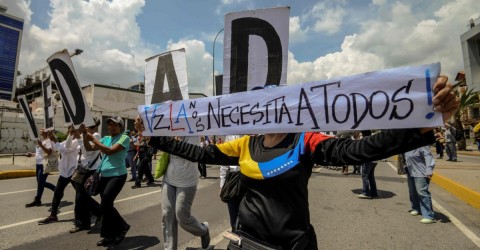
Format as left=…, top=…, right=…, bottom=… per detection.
left=23, top=76, right=460, bottom=249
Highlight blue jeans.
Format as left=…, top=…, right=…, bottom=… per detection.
left=407, top=174, right=434, bottom=219
left=361, top=162, right=378, bottom=197
left=35, top=164, right=56, bottom=200
left=127, top=151, right=137, bottom=180
left=445, top=142, right=457, bottom=160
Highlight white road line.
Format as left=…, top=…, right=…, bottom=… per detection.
left=0, top=189, right=162, bottom=231
left=386, top=161, right=480, bottom=248
left=0, top=189, right=36, bottom=196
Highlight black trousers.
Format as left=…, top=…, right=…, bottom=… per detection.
left=135, top=158, right=154, bottom=186
left=51, top=175, right=74, bottom=216
left=98, top=174, right=128, bottom=239
left=73, top=170, right=101, bottom=227
left=198, top=163, right=207, bottom=177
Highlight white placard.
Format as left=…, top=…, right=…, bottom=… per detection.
left=139, top=63, right=443, bottom=136
left=145, top=48, right=189, bottom=104
left=223, top=7, right=289, bottom=94
left=17, top=95, right=39, bottom=140
left=41, top=76, right=54, bottom=130
left=47, top=49, right=95, bottom=128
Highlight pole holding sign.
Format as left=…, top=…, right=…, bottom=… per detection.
left=17, top=95, right=39, bottom=140
left=223, top=7, right=289, bottom=95
left=47, top=49, right=95, bottom=128
left=145, top=48, right=189, bottom=104
left=139, top=63, right=443, bottom=136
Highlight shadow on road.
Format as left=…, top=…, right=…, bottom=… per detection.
left=351, top=189, right=397, bottom=199
left=106, top=235, right=161, bottom=250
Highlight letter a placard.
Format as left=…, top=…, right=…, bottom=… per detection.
left=223, top=7, right=289, bottom=94
left=47, top=49, right=95, bottom=128
left=144, top=48, right=189, bottom=104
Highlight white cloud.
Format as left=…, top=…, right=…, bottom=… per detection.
left=289, top=16, right=307, bottom=44
left=303, top=2, right=346, bottom=35
left=287, top=35, right=384, bottom=84
left=166, top=39, right=214, bottom=96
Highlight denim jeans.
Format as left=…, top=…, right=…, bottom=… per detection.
left=126, top=151, right=137, bottom=180
left=35, top=164, right=56, bottom=200
left=361, top=162, right=378, bottom=197
left=407, top=174, right=434, bottom=219
left=445, top=142, right=457, bottom=160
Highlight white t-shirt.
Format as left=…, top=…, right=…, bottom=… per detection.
left=35, top=139, right=53, bottom=165
left=163, top=136, right=199, bottom=187
left=53, top=136, right=79, bottom=178
left=77, top=132, right=102, bottom=171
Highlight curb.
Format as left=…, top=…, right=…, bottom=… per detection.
left=432, top=173, right=480, bottom=210
left=0, top=170, right=36, bottom=180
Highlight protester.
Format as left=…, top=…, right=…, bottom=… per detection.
left=83, top=116, right=130, bottom=246
left=135, top=76, right=458, bottom=249
left=25, top=129, right=56, bottom=207
left=161, top=136, right=210, bottom=250
left=444, top=124, right=458, bottom=161
left=131, top=136, right=155, bottom=188
left=70, top=119, right=102, bottom=233
left=198, top=137, right=207, bottom=178
left=126, top=130, right=139, bottom=182
left=219, top=134, right=242, bottom=231
left=434, top=128, right=445, bottom=159
left=476, top=132, right=480, bottom=151
left=358, top=130, right=379, bottom=199
left=404, top=146, right=436, bottom=224
left=38, top=125, right=80, bottom=224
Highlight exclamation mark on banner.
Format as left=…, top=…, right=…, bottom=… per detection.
left=425, top=69, right=435, bottom=119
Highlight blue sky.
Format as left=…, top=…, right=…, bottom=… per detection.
left=1, top=0, right=478, bottom=96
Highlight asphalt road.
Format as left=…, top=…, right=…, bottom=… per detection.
left=1, top=159, right=479, bottom=249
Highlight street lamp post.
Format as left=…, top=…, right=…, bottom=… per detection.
left=212, top=28, right=224, bottom=97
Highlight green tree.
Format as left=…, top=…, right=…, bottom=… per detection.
left=455, top=88, right=479, bottom=150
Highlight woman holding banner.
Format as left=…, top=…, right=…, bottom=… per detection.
left=83, top=116, right=130, bottom=247
left=135, top=76, right=459, bottom=249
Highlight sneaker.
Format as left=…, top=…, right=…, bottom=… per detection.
left=69, top=226, right=89, bottom=233
left=127, top=178, right=136, bottom=182
left=357, top=194, right=371, bottom=199
left=25, top=199, right=41, bottom=208
left=94, top=215, right=103, bottom=227
left=146, top=182, right=155, bottom=186
left=201, top=222, right=210, bottom=249
left=131, top=185, right=141, bottom=189
left=97, top=238, right=114, bottom=246
left=420, top=218, right=436, bottom=224
left=113, top=224, right=130, bottom=245
left=38, top=215, right=58, bottom=225
left=410, top=210, right=419, bottom=216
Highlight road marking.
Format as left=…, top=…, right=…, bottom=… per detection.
left=0, top=189, right=162, bottom=231
left=387, top=161, right=480, bottom=248
left=0, top=189, right=36, bottom=196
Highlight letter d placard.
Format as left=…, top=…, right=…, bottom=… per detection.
left=47, top=49, right=95, bottom=128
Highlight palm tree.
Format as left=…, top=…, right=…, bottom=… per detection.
left=455, top=87, right=479, bottom=150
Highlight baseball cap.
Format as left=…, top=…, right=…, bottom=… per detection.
left=107, top=116, right=124, bottom=128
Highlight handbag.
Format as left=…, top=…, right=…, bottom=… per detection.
left=44, top=152, right=59, bottom=174
left=84, top=171, right=101, bottom=196
left=154, top=152, right=169, bottom=179
left=72, top=150, right=100, bottom=183
left=220, top=169, right=245, bottom=203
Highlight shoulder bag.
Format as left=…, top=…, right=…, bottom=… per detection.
left=72, top=150, right=101, bottom=183
left=219, top=169, right=245, bottom=203
left=154, top=152, right=169, bottom=179
left=44, top=152, right=59, bottom=174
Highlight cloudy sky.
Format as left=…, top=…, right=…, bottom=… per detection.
left=1, top=0, right=478, bottom=96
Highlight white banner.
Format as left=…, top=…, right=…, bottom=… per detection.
left=47, top=49, right=95, bottom=128
left=223, top=7, right=289, bottom=94
left=17, top=95, right=39, bottom=140
left=145, top=48, right=189, bottom=104
left=41, top=76, right=54, bottom=130
left=139, top=63, right=443, bottom=136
